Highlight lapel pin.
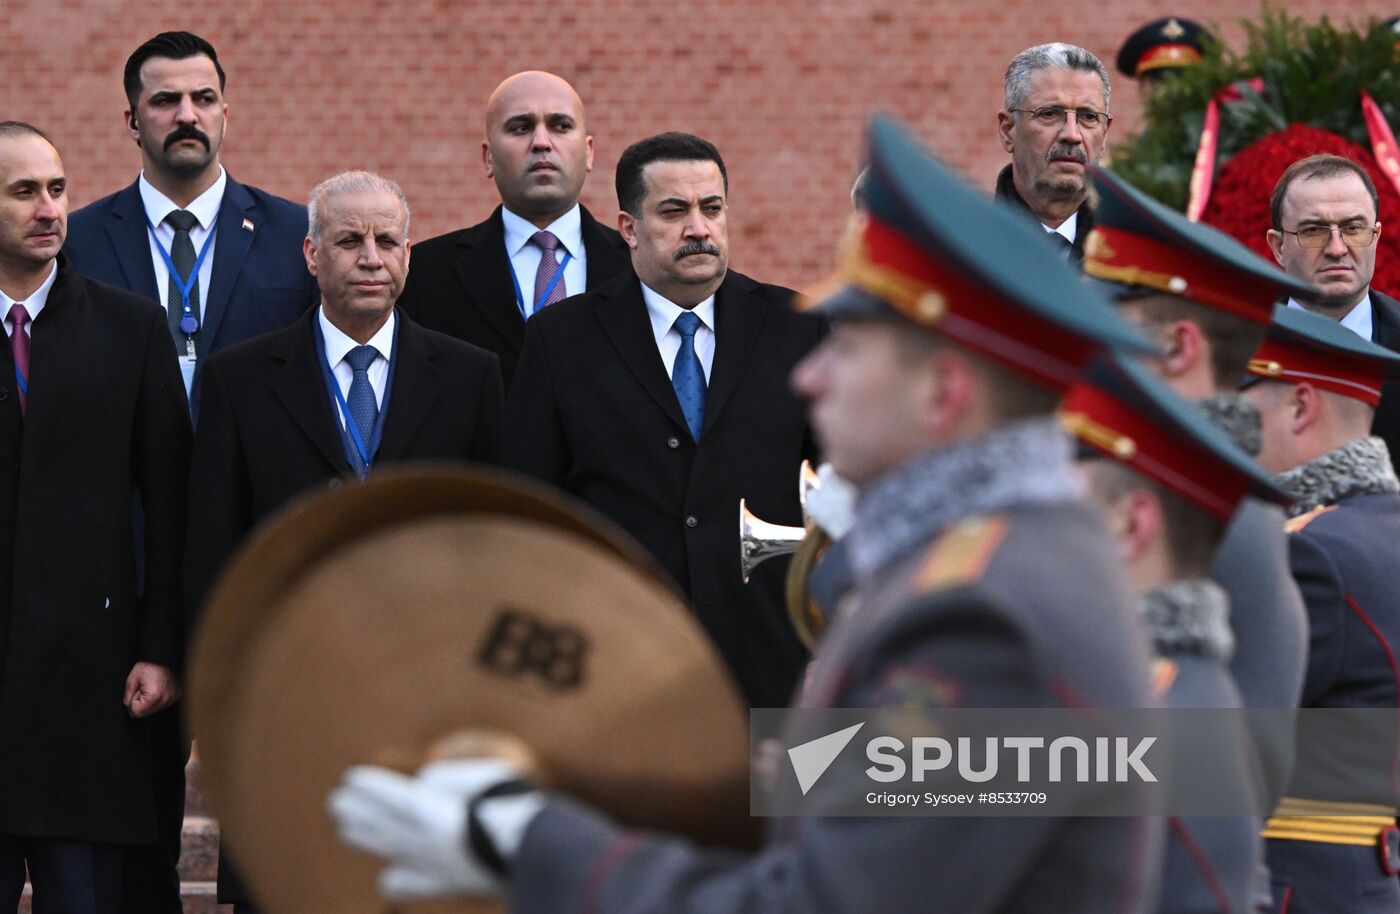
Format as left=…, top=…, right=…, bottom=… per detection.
left=242, top=218, right=255, bottom=232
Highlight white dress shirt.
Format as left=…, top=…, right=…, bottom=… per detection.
left=139, top=167, right=227, bottom=320
left=1287, top=294, right=1374, bottom=341
left=319, top=307, right=395, bottom=427
left=642, top=283, right=716, bottom=382
left=1, top=261, right=58, bottom=338
left=1044, top=210, right=1078, bottom=247
left=502, top=204, right=587, bottom=318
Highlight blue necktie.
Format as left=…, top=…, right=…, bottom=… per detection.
left=345, top=345, right=379, bottom=471
left=672, top=311, right=706, bottom=441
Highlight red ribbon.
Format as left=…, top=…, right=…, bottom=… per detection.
left=1361, top=90, right=1400, bottom=200
left=1186, top=78, right=1265, bottom=222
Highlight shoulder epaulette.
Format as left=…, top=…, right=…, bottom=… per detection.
left=1284, top=504, right=1337, bottom=534
left=912, top=514, right=1009, bottom=595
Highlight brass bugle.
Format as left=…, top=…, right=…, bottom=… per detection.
left=738, top=461, right=821, bottom=582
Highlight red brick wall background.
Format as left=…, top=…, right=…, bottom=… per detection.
left=4, top=1, right=1398, bottom=289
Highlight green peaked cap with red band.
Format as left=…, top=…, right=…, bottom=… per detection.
left=1085, top=164, right=1317, bottom=322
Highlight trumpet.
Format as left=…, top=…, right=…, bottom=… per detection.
left=738, top=461, right=820, bottom=582
left=738, top=461, right=834, bottom=648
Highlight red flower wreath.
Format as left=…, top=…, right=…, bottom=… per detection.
left=1199, top=124, right=1400, bottom=297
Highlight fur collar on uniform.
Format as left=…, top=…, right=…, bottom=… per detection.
left=847, top=417, right=1082, bottom=584
left=1196, top=393, right=1262, bottom=457
left=1279, top=436, right=1400, bottom=518
left=1141, top=578, right=1234, bottom=663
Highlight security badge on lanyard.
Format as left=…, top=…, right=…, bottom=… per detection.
left=145, top=217, right=215, bottom=357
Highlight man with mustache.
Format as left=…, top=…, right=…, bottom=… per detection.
left=1265, top=154, right=1400, bottom=473
left=995, top=43, right=1114, bottom=265
left=66, top=31, right=319, bottom=413
left=504, top=132, right=824, bottom=709
left=396, top=71, right=630, bottom=386
left=61, top=30, right=320, bottom=914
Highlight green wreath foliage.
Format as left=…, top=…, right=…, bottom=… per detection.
left=1111, top=7, right=1400, bottom=210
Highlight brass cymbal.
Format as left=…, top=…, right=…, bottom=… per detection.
left=188, top=465, right=753, bottom=914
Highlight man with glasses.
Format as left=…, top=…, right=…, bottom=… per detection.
left=996, top=43, right=1114, bottom=265
left=1266, top=154, right=1400, bottom=471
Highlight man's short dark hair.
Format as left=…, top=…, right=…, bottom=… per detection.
left=615, top=132, right=728, bottom=217
left=1270, top=154, right=1380, bottom=230
left=123, top=32, right=226, bottom=110
left=1121, top=293, right=1267, bottom=389
left=1082, top=459, right=1224, bottom=577
left=0, top=121, right=54, bottom=146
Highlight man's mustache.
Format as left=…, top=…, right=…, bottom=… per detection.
left=164, top=125, right=211, bottom=152
left=1047, top=143, right=1087, bottom=165
left=674, top=241, right=721, bottom=260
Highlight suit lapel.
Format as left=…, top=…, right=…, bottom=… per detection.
left=580, top=205, right=629, bottom=287
left=106, top=183, right=160, bottom=300
left=595, top=277, right=691, bottom=434
left=376, top=315, right=441, bottom=461
left=702, top=272, right=766, bottom=435
left=199, top=178, right=257, bottom=360
left=450, top=207, right=524, bottom=354
left=270, top=312, right=352, bottom=473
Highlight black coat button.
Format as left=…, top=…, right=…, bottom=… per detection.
left=667, top=436, right=680, bottom=449
left=328, top=477, right=343, bottom=490
left=685, top=515, right=698, bottom=528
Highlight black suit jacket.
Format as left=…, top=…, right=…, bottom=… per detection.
left=65, top=174, right=320, bottom=415
left=504, top=269, right=824, bottom=707
left=397, top=205, right=631, bottom=385
left=1369, top=289, right=1400, bottom=473
left=184, top=308, right=503, bottom=633
left=0, top=260, right=190, bottom=844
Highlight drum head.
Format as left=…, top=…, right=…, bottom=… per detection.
left=188, top=466, right=753, bottom=914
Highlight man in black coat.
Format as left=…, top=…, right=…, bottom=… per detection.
left=504, top=132, right=822, bottom=709
left=397, top=71, right=630, bottom=386
left=184, top=170, right=502, bottom=913
left=994, top=43, right=1113, bottom=264
left=0, top=123, right=191, bottom=914
left=1266, top=153, right=1400, bottom=474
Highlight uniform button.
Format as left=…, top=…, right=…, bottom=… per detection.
left=667, top=436, right=680, bottom=449
left=328, top=477, right=344, bottom=490
left=685, top=515, right=698, bottom=528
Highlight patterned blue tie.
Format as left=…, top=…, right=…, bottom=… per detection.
left=345, top=345, right=379, bottom=471
left=672, top=311, right=706, bottom=441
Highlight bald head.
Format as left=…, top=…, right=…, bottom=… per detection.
left=481, top=70, right=594, bottom=228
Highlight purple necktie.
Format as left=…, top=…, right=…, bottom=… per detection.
left=8, top=304, right=29, bottom=417
left=530, top=230, right=568, bottom=313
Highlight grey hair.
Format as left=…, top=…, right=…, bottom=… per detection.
left=1003, top=43, right=1111, bottom=113
left=307, top=170, right=411, bottom=242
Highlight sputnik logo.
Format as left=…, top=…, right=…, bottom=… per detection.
left=787, top=723, right=864, bottom=795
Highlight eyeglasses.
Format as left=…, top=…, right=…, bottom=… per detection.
left=1279, top=222, right=1380, bottom=249
left=1011, top=106, right=1113, bottom=130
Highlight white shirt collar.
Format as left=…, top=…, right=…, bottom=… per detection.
left=1286, top=293, right=1374, bottom=341
left=641, top=281, right=716, bottom=339
left=1044, top=210, right=1078, bottom=245
left=0, top=260, right=58, bottom=325
left=501, top=204, right=584, bottom=259
left=138, top=166, right=227, bottom=231
left=318, top=306, right=396, bottom=366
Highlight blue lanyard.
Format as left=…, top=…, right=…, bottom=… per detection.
left=13, top=364, right=25, bottom=396
left=145, top=216, right=216, bottom=335
left=312, top=315, right=399, bottom=472
left=511, top=250, right=573, bottom=318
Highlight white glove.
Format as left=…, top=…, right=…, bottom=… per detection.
left=805, top=463, right=858, bottom=540
left=327, top=758, right=544, bottom=901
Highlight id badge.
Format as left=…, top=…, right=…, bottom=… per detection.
left=180, top=355, right=197, bottom=397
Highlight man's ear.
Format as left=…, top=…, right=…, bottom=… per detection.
left=1291, top=381, right=1320, bottom=435
left=996, top=111, right=1016, bottom=154
left=1265, top=229, right=1286, bottom=268
left=481, top=141, right=494, bottom=179
left=618, top=211, right=638, bottom=249
left=1119, top=487, right=1165, bottom=566
left=1158, top=319, right=1205, bottom=380
left=303, top=236, right=319, bottom=278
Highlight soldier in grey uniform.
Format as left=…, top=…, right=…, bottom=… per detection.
left=1242, top=306, right=1400, bottom=913
left=327, top=116, right=1164, bottom=913
left=1067, top=353, right=1290, bottom=914
left=1085, top=166, right=1317, bottom=821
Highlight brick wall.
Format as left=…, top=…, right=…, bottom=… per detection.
left=4, top=0, right=1398, bottom=289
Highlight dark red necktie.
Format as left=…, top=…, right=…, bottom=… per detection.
left=9, top=304, right=29, bottom=417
